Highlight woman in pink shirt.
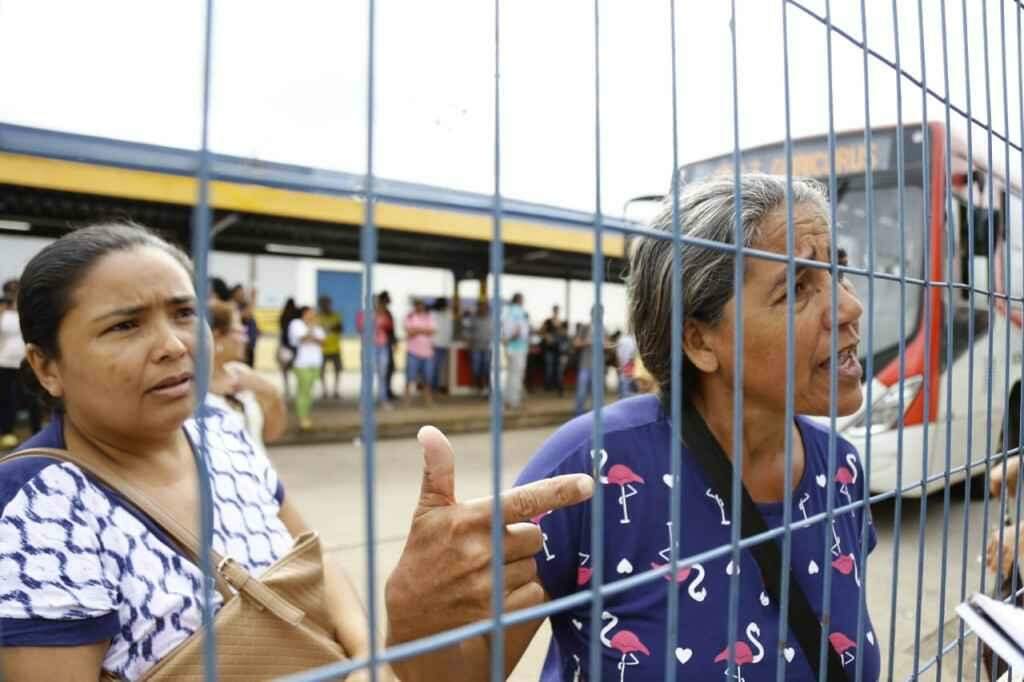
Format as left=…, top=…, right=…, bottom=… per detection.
left=403, top=299, right=436, bottom=407
left=356, top=295, right=394, bottom=407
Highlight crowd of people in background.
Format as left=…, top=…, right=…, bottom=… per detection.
left=202, top=275, right=646, bottom=422
left=0, top=268, right=644, bottom=449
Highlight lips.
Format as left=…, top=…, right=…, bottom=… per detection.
left=148, top=372, right=193, bottom=393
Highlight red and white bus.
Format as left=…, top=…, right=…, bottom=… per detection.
left=672, top=123, right=1023, bottom=496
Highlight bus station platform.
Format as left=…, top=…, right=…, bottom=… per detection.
left=276, top=391, right=584, bottom=446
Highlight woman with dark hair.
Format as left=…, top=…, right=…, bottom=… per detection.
left=207, top=299, right=286, bottom=454
left=277, top=297, right=298, bottom=399
left=0, top=221, right=595, bottom=681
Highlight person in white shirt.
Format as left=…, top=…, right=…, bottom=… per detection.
left=0, top=279, right=33, bottom=448
left=616, top=331, right=639, bottom=398
left=430, top=297, right=453, bottom=394
left=207, top=300, right=287, bottom=453
left=287, top=306, right=325, bottom=430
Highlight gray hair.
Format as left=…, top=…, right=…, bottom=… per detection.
left=626, top=172, right=829, bottom=393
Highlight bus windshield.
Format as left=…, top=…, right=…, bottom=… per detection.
left=831, top=183, right=925, bottom=369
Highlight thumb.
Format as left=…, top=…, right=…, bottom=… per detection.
left=417, top=425, right=457, bottom=510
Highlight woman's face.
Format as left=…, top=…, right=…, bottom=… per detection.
left=696, top=204, right=864, bottom=418
left=33, top=246, right=206, bottom=440
left=215, top=309, right=248, bottom=363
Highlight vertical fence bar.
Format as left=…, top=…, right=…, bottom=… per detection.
left=360, top=0, right=380, bottom=677
left=1011, top=0, right=1024, bottom=619
left=884, top=1, right=910, bottom=678
left=488, top=0, right=505, bottom=679
left=191, top=2, right=218, bottom=679
left=853, top=2, right=876, bottom=679
left=818, top=0, right=845, bottom=678
left=777, top=2, right=797, bottom=678
left=977, top=1, right=998, bottom=675
left=910, top=0, right=934, bottom=675
left=934, top=1, right=957, bottom=677
left=587, top=0, right=607, bottom=676
left=993, top=0, right=1016, bottom=636
left=725, top=2, right=744, bottom=679
left=663, top=0, right=684, bottom=678
left=956, top=0, right=979, bottom=676
left=913, top=0, right=937, bottom=671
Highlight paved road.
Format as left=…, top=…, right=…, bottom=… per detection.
left=268, top=427, right=1013, bottom=681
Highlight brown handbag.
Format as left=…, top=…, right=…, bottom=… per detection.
left=2, top=448, right=348, bottom=681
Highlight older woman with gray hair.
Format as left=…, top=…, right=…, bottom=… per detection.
left=502, top=173, right=878, bottom=681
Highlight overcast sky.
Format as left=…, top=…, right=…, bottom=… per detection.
left=1, top=1, right=1021, bottom=216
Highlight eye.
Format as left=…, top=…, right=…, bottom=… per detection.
left=176, top=306, right=198, bottom=320
left=105, top=319, right=138, bottom=334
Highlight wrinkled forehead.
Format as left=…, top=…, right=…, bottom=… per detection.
left=71, top=246, right=195, bottom=310
left=754, top=204, right=832, bottom=257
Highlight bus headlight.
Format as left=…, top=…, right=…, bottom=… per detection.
left=843, top=375, right=924, bottom=437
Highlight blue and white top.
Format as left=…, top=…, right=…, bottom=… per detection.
left=0, top=402, right=293, bottom=680
left=516, top=394, right=880, bottom=682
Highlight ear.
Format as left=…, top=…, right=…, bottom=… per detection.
left=682, top=320, right=720, bottom=375
left=25, top=343, right=64, bottom=400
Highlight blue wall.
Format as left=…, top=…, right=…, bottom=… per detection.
left=316, top=270, right=362, bottom=336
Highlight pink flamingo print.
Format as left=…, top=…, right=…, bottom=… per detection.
left=531, top=511, right=555, bottom=561
left=831, top=553, right=861, bottom=586
left=600, top=611, right=650, bottom=682
left=834, top=452, right=859, bottom=508
left=606, top=464, right=644, bottom=524
left=649, top=522, right=707, bottom=600
left=829, top=631, right=857, bottom=667
left=577, top=551, right=592, bottom=586
left=713, top=622, right=764, bottom=681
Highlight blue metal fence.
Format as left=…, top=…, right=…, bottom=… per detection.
left=3, top=1, right=1024, bottom=681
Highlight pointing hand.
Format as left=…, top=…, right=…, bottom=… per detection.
left=385, top=426, right=593, bottom=647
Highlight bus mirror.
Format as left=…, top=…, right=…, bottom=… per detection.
left=970, top=207, right=999, bottom=256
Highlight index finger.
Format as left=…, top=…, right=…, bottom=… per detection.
left=463, top=474, right=594, bottom=525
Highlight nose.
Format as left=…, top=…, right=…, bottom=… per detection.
left=823, top=278, right=864, bottom=331
left=153, top=318, right=190, bottom=362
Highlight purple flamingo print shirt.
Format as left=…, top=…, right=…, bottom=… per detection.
left=516, top=394, right=880, bottom=682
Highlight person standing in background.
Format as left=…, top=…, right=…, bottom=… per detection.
left=379, top=290, right=398, bottom=401
left=318, top=295, right=344, bottom=400
left=240, top=302, right=260, bottom=368
left=616, top=330, right=639, bottom=398
left=573, top=323, right=597, bottom=416
left=207, top=300, right=287, bottom=453
left=403, top=299, right=436, bottom=407
left=431, top=297, right=452, bottom=395
left=357, top=294, right=395, bottom=407
left=0, top=279, right=36, bottom=448
left=468, top=300, right=493, bottom=395
left=277, top=298, right=299, bottom=400
left=502, top=292, right=529, bottom=410
left=287, top=306, right=324, bottom=430
left=540, top=305, right=562, bottom=393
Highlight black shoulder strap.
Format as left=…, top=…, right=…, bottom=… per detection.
left=676, top=399, right=849, bottom=681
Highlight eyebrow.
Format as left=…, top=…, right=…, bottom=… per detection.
left=92, top=295, right=196, bottom=322
left=769, top=245, right=817, bottom=292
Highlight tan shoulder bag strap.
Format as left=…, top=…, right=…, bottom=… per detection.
left=0, top=447, right=238, bottom=600
left=3, top=448, right=309, bottom=623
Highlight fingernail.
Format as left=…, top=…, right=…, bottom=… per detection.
left=578, top=476, right=595, bottom=497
